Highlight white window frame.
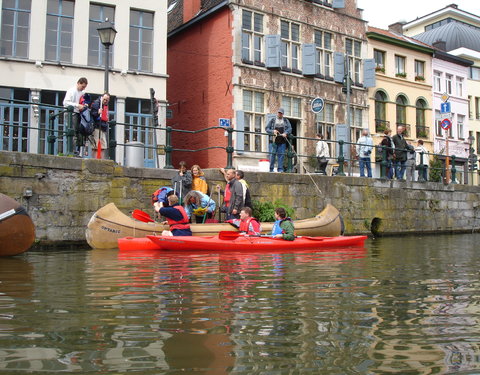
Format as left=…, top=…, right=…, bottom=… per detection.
left=434, top=71, right=442, bottom=92
left=243, top=90, right=265, bottom=152
left=414, top=60, right=425, bottom=79
left=446, top=74, right=453, bottom=95
left=346, top=38, right=362, bottom=84
left=316, top=102, right=335, bottom=155
left=280, top=20, right=301, bottom=72
left=457, top=114, right=464, bottom=139
left=395, top=55, right=406, bottom=75
left=455, top=76, right=464, bottom=97
left=373, top=49, right=385, bottom=70
left=241, top=10, right=264, bottom=65
left=314, top=29, right=333, bottom=78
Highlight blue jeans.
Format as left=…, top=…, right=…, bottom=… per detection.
left=359, top=157, right=372, bottom=177
left=394, top=160, right=406, bottom=180
left=269, top=142, right=286, bottom=172
left=386, top=160, right=394, bottom=179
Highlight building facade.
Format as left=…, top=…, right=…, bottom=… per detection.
left=167, top=0, right=371, bottom=171
left=0, top=0, right=167, bottom=167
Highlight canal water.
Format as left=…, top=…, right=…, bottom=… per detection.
left=1, top=234, right=479, bottom=374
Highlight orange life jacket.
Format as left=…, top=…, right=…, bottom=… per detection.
left=166, top=205, right=190, bottom=231
left=239, top=217, right=260, bottom=235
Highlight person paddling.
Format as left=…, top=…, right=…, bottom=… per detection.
left=154, top=194, right=192, bottom=236
left=271, top=207, right=295, bottom=241
left=227, top=207, right=262, bottom=236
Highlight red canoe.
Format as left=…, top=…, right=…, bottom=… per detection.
left=118, top=233, right=367, bottom=252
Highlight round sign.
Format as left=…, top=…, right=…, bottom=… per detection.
left=441, top=118, right=452, bottom=130
left=311, top=97, right=324, bottom=113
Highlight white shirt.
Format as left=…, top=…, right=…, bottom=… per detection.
left=63, top=86, right=85, bottom=113
left=316, top=140, right=330, bottom=158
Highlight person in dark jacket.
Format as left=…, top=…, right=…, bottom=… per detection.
left=171, top=161, right=192, bottom=204
left=392, top=125, right=408, bottom=180
left=90, top=93, right=110, bottom=159
left=154, top=194, right=192, bottom=236
left=379, top=128, right=395, bottom=179
left=266, top=108, right=292, bottom=173
left=216, top=169, right=244, bottom=221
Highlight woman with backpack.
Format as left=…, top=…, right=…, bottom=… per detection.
left=91, top=93, right=110, bottom=159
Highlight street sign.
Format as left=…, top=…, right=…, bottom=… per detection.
left=311, top=97, right=325, bottom=113
left=441, top=92, right=450, bottom=103
left=219, top=118, right=231, bottom=127
left=440, top=102, right=451, bottom=114
left=441, top=118, right=452, bottom=130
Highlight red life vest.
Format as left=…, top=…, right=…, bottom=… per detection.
left=166, top=205, right=190, bottom=231
left=239, top=217, right=260, bottom=235
left=224, top=183, right=232, bottom=207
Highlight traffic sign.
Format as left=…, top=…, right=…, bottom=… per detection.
left=311, top=97, right=325, bottom=113
left=440, top=102, right=451, bottom=114
left=441, top=118, right=452, bottom=130
left=441, top=92, right=450, bottom=103
left=219, top=118, right=231, bottom=127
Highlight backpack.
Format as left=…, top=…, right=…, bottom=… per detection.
left=152, top=186, right=174, bottom=205
left=79, top=94, right=94, bottom=136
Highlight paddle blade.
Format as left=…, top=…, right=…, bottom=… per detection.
left=96, top=139, right=102, bottom=159
left=132, top=209, right=154, bottom=223
left=218, top=231, right=241, bottom=240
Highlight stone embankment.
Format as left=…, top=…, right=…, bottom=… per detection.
left=1, top=151, right=479, bottom=246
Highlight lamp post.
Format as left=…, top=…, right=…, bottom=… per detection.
left=97, top=19, right=117, bottom=93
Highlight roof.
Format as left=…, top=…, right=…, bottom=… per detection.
left=167, top=0, right=226, bottom=34
left=403, top=3, right=480, bottom=29
left=413, top=21, right=480, bottom=53
left=367, top=26, right=434, bottom=54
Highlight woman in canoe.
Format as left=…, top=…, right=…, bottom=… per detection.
left=154, top=194, right=192, bottom=236
left=271, top=207, right=295, bottom=241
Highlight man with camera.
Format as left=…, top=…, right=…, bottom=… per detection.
left=356, top=129, right=374, bottom=178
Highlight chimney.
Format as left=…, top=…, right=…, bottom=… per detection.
left=183, top=0, right=201, bottom=24
left=388, top=22, right=406, bottom=34
left=433, top=40, right=447, bottom=51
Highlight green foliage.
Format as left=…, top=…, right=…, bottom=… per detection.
left=252, top=199, right=295, bottom=222
left=429, top=154, right=443, bottom=182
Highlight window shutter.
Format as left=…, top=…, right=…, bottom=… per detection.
left=265, top=35, right=281, bottom=69
left=302, top=43, right=316, bottom=76
left=334, top=52, right=345, bottom=83
left=332, top=0, right=345, bottom=8
left=236, top=110, right=245, bottom=154
left=363, top=58, right=376, bottom=88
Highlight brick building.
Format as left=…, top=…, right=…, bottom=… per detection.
left=167, top=0, right=370, bottom=171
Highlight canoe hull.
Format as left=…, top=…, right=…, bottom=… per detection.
left=86, top=203, right=343, bottom=249
left=0, top=193, right=35, bottom=256
left=142, top=234, right=367, bottom=252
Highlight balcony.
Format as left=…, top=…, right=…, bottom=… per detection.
left=375, top=119, right=390, bottom=134
left=416, top=125, right=429, bottom=139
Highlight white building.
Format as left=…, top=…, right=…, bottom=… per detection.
left=0, top=0, right=167, bottom=167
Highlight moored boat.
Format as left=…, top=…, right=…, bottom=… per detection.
left=86, top=203, right=344, bottom=249
left=141, top=234, right=367, bottom=252
left=0, top=193, right=36, bottom=256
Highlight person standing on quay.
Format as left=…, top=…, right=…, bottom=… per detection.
left=392, top=125, right=408, bottom=180
left=216, top=169, right=244, bottom=221
left=63, top=77, right=88, bottom=156
left=266, top=108, right=292, bottom=173
left=90, top=93, right=110, bottom=159
left=356, top=129, right=373, bottom=178
left=315, top=133, right=329, bottom=175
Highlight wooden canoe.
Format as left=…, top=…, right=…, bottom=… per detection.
left=0, top=193, right=35, bottom=256
left=86, top=203, right=343, bottom=249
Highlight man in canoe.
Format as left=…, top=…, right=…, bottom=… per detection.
left=153, top=194, right=192, bottom=236
left=271, top=207, right=295, bottom=241
left=227, top=207, right=261, bottom=236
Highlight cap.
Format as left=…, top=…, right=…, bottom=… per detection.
left=277, top=108, right=284, bottom=114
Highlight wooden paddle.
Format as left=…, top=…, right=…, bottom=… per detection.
left=132, top=209, right=155, bottom=223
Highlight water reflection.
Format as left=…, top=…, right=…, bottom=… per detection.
left=0, top=235, right=479, bottom=374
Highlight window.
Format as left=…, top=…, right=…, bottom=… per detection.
left=280, top=20, right=300, bottom=72
left=425, top=18, right=453, bottom=31
left=88, top=4, right=115, bottom=66
left=435, top=110, right=443, bottom=137
left=456, top=77, right=464, bottom=97
left=0, top=0, right=31, bottom=58
left=458, top=114, right=464, bottom=139
left=445, top=74, right=453, bottom=95
left=374, top=91, right=388, bottom=133
left=373, top=49, right=385, bottom=70
left=45, top=0, right=74, bottom=62
left=242, top=10, right=263, bottom=65
left=434, top=71, right=441, bottom=92
left=476, top=97, right=480, bottom=120
left=468, top=95, right=472, bottom=119
left=243, top=90, right=264, bottom=152
left=281, top=96, right=302, bottom=118
left=396, top=95, right=408, bottom=135
left=351, top=108, right=363, bottom=142
left=414, top=60, right=425, bottom=79
left=316, top=102, right=334, bottom=146
left=0, top=86, right=30, bottom=152
left=395, top=55, right=405, bottom=76
left=314, top=30, right=333, bottom=78
left=129, top=10, right=153, bottom=72
left=346, top=38, right=362, bottom=84
left=416, top=99, right=428, bottom=138
left=125, top=98, right=155, bottom=167
left=470, top=66, right=480, bottom=81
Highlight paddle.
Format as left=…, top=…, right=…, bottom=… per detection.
left=132, top=209, right=154, bottom=223
left=218, top=231, right=327, bottom=241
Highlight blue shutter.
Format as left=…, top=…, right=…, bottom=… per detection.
left=334, top=52, right=345, bottom=83
left=302, top=43, right=316, bottom=76
left=335, top=123, right=350, bottom=160
left=236, top=110, right=245, bottom=154
left=265, top=35, right=281, bottom=69
left=332, top=0, right=345, bottom=8
left=363, top=58, right=376, bottom=88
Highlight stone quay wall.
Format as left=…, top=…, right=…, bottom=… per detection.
left=1, top=151, right=479, bottom=246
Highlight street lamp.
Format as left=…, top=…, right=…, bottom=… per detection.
left=97, top=19, right=117, bottom=93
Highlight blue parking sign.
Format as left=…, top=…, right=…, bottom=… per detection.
left=219, top=118, right=231, bottom=127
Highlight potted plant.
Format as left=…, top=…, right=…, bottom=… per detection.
left=415, top=75, right=425, bottom=82
left=375, top=66, right=385, bottom=73
left=395, top=72, right=407, bottom=78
